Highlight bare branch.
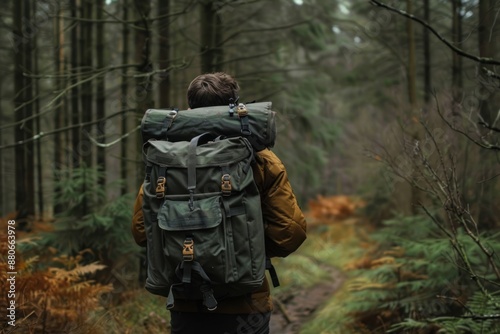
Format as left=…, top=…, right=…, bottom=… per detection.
left=434, top=97, right=500, bottom=151
left=84, top=125, right=140, bottom=148
left=370, top=0, right=500, bottom=66
left=0, top=109, right=137, bottom=150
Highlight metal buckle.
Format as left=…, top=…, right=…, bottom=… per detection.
left=183, top=238, right=194, bottom=261
left=156, top=176, right=166, bottom=199
left=237, top=103, right=248, bottom=117
left=221, top=174, right=232, bottom=196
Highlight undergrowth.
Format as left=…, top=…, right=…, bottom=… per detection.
left=0, top=215, right=113, bottom=334
left=299, top=213, right=500, bottom=334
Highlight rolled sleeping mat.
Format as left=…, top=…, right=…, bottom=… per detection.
left=141, top=102, right=277, bottom=150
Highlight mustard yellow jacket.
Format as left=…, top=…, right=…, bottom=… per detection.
left=131, top=148, right=307, bottom=314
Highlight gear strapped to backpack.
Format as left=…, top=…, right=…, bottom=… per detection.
left=140, top=102, right=279, bottom=311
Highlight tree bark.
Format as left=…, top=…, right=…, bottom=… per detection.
left=477, top=0, right=497, bottom=227
left=24, top=0, right=35, bottom=218
left=70, top=0, right=81, bottom=170
left=121, top=0, right=130, bottom=195
left=54, top=1, right=66, bottom=215
left=478, top=0, right=496, bottom=124
left=406, top=0, right=417, bottom=107
left=33, top=1, right=43, bottom=217
left=200, top=2, right=223, bottom=73
left=451, top=0, right=463, bottom=111
left=13, top=0, right=22, bottom=216
left=158, top=0, right=170, bottom=108
left=134, top=0, right=153, bottom=187
left=80, top=0, right=93, bottom=170
left=13, top=0, right=36, bottom=219
left=422, top=0, right=431, bottom=104
left=96, top=0, right=106, bottom=186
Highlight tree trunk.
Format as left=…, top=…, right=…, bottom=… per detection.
left=12, top=0, right=22, bottom=216
left=451, top=0, right=463, bottom=112
left=80, top=0, right=93, bottom=169
left=53, top=1, right=66, bottom=215
left=477, top=0, right=497, bottom=227
left=121, top=0, right=130, bottom=195
left=96, top=0, right=106, bottom=186
left=407, top=0, right=420, bottom=215
left=158, top=0, right=170, bottom=108
left=70, top=0, right=80, bottom=170
left=406, top=0, right=417, bottom=107
left=134, top=0, right=153, bottom=187
left=478, top=0, right=496, bottom=124
left=13, top=0, right=35, bottom=219
left=24, top=0, right=35, bottom=219
left=200, top=2, right=223, bottom=73
left=33, top=2, right=43, bottom=217
left=422, top=0, right=431, bottom=104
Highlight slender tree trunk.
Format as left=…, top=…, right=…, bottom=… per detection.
left=96, top=0, right=106, bottom=186
left=406, top=0, right=420, bottom=215
left=80, top=0, right=94, bottom=216
left=422, top=0, right=431, bottom=104
left=70, top=0, right=80, bottom=170
left=24, top=0, right=35, bottom=219
left=13, top=0, right=35, bottom=219
left=478, top=0, right=495, bottom=124
left=200, top=2, right=223, bottom=72
left=54, top=1, right=66, bottom=215
left=134, top=0, right=153, bottom=187
left=81, top=0, right=93, bottom=169
left=14, top=0, right=22, bottom=215
left=406, top=0, right=417, bottom=107
left=477, top=0, right=497, bottom=227
left=214, top=5, right=223, bottom=72
left=23, top=0, right=36, bottom=215
left=451, top=0, right=463, bottom=112
left=121, top=0, right=130, bottom=196
left=158, top=0, right=170, bottom=108
left=33, top=2, right=43, bottom=218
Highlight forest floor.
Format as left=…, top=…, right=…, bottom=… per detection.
left=269, top=260, right=346, bottom=333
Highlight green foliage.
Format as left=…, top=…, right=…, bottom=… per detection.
left=343, top=214, right=500, bottom=333
left=274, top=73, right=340, bottom=201
left=33, top=167, right=137, bottom=265
left=272, top=253, right=332, bottom=297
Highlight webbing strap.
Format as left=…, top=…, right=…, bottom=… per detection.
left=187, top=136, right=198, bottom=191
left=166, top=283, right=182, bottom=309
left=173, top=260, right=218, bottom=311
left=266, top=258, right=280, bottom=287
left=144, top=164, right=152, bottom=182
left=237, top=103, right=252, bottom=136
left=160, top=117, right=170, bottom=140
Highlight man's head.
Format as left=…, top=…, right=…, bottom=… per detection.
left=187, top=72, right=240, bottom=109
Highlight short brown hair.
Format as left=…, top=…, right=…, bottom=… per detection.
left=187, top=72, right=240, bottom=109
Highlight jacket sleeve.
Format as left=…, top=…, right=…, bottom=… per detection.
left=131, top=185, right=147, bottom=247
left=255, top=149, right=307, bottom=258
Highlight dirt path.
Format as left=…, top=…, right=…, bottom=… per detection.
left=269, top=264, right=345, bottom=334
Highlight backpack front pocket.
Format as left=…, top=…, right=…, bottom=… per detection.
left=157, top=196, right=236, bottom=286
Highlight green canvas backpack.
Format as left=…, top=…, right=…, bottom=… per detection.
left=140, top=102, right=279, bottom=311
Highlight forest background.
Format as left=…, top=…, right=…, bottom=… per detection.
left=1, top=0, right=499, bottom=333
